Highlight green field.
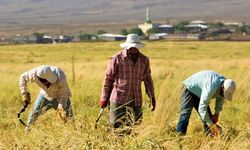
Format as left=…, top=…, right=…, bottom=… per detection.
left=0, top=41, right=250, bottom=149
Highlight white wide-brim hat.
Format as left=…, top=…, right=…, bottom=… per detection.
left=223, top=79, right=236, bottom=101
left=37, top=65, right=58, bottom=83
left=120, top=34, right=145, bottom=49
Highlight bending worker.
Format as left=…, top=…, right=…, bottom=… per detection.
left=176, top=70, right=236, bottom=136
left=19, top=65, right=73, bottom=130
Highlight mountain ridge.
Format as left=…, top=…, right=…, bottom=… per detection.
left=0, top=0, right=249, bottom=27
left=0, top=0, right=250, bottom=37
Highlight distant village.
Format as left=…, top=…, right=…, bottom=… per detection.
left=1, top=8, right=250, bottom=45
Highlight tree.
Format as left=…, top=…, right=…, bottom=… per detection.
left=33, top=32, right=44, bottom=37
left=79, top=31, right=93, bottom=41
left=208, top=21, right=224, bottom=28
left=97, top=30, right=106, bottom=35
left=175, top=20, right=189, bottom=33
left=145, top=20, right=152, bottom=24
left=239, top=24, right=250, bottom=33
left=119, top=29, right=128, bottom=35
left=147, top=28, right=158, bottom=34
left=129, top=27, right=143, bottom=36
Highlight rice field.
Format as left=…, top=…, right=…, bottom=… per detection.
left=0, top=41, right=250, bottom=149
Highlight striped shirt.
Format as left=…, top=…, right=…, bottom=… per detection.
left=101, top=50, right=155, bottom=106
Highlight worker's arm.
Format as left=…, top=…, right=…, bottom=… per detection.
left=209, top=96, right=224, bottom=124
left=100, top=57, right=117, bottom=108
left=57, top=71, right=71, bottom=109
left=215, top=96, right=224, bottom=114
left=143, top=58, right=155, bottom=111
left=198, top=83, right=216, bottom=126
left=19, top=68, right=37, bottom=102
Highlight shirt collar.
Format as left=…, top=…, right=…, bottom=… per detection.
left=121, top=49, right=128, bottom=58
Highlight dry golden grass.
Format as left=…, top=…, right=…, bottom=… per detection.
left=0, top=41, right=250, bottom=149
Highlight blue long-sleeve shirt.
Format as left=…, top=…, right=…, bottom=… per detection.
left=183, top=70, right=225, bottom=126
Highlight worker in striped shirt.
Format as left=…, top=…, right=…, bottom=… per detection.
left=100, top=34, right=156, bottom=128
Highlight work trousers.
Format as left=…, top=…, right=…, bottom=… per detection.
left=176, top=86, right=212, bottom=135
left=27, top=93, right=73, bottom=126
left=109, top=100, right=142, bottom=128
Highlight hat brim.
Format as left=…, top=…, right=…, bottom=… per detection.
left=120, top=42, right=145, bottom=49
left=224, top=92, right=233, bottom=101
left=37, top=68, right=58, bottom=84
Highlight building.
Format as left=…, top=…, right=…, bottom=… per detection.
left=138, top=7, right=174, bottom=35
left=54, top=35, right=73, bottom=43
left=223, top=22, right=243, bottom=27
left=222, top=22, right=244, bottom=33
left=190, top=20, right=207, bottom=25
left=164, top=34, right=202, bottom=40
left=149, top=33, right=168, bottom=40
left=138, top=23, right=156, bottom=35
left=184, top=20, right=209, bottom=33
left=36, top=35, right=53, bottom=44
left=185, top=24, right=209, bottom=33
left=155, top=25, right=174, bottom=33
left=11, top=34, right=27, bottom=44
left=138, top=7, right=156, bottom=35
left=26, top=36, right=37, bottom=43
left=208, top=28, right=232, bottom=36
left=0, top=37, right=10, bottom=44
left=98, top=34, right=126, bottom=41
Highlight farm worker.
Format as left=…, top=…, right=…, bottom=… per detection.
left=19, top=65, right=73, bottom=130
left=100, top=34, right=156, bottom=128
left=176, top=70, right=236, bottom=136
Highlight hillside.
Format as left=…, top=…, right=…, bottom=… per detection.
left=0, top=0, right=250, bottom=27
left=1, top=0, right=250, bottom=37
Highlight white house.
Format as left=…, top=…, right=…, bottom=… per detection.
left=185, top=24, right=209, bottom=33
left=155, top=25, right=174, bottom=33
left=149, top=33, right=168, bottom=40
left=190, top=20, right=207, bottom=25
left=98, top=34, right=126, bottom=41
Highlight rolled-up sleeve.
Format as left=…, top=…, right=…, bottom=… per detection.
left=101, top=57, right=117, bottom=102
left=143, top=58, right=155, bottom=99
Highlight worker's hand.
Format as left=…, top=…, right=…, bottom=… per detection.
left=151, top=97, right=156, bottom=111
left=209, top=124, right=219, bottom=137
left=58, top=103, right=64, bottom=110
left=22, top=92, right=31, bottom=102
left=211, top=113, right=219, bottom=124
left=100, top=100, right=108, bottom=108
left=57, top=104, right=67, bottom=122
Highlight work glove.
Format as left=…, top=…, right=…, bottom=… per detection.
left=22, top=92, right=31, bottom=109
left=100, top=100, right=108, bottom=108
left=151, top=97, right=156, bottom=111
left=211, top=113, right=219, bottom=124
left=209, top=124, right=219, bottom=137
left=22, top=92, right=31, bottom=102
